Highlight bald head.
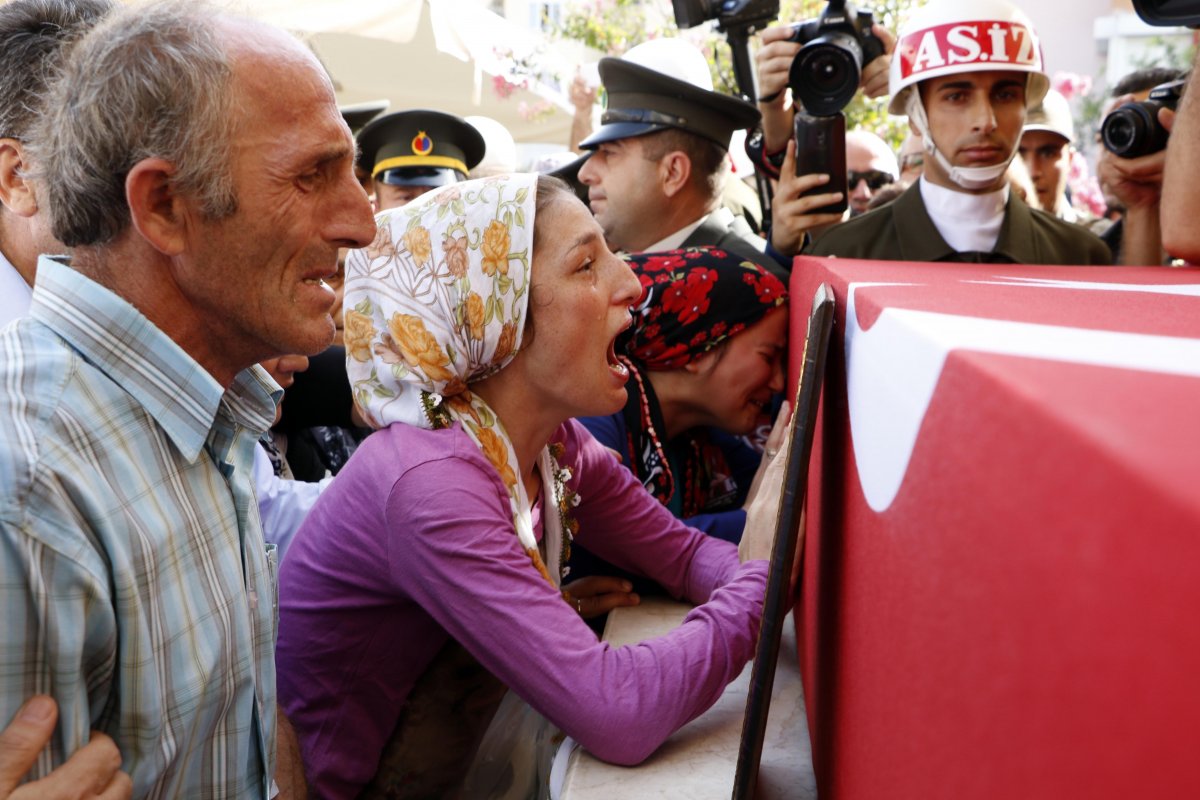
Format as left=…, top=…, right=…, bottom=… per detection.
left=845, top=130, right=898, bottom=216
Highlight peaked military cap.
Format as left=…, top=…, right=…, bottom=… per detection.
left=357, top=109, right=486, bottom=188
left=580, top=58, right=760, bottom=151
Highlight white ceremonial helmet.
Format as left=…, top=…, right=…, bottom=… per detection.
left=887, top=0, right=1049, bottom=190
left=621, top=37, right=714, bottom=91
left=888, top=0, right=1049, bottom=115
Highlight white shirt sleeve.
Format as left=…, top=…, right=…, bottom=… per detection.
left=253, top=443, right=331, bottom=561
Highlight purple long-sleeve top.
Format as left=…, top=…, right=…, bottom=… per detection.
left=275, top=418, right=768, bottom=799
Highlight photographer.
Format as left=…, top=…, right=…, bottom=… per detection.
left=1096, top=112, right=1174, bottom=266
left=751, top=4, right=895, bottom=260
left=753, top=16, right=893, bottom=158
left=806, top=0, right=1110, bottom=265
left=1094, top=69, right=1187, bottom=265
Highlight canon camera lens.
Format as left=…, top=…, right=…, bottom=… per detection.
left=1100, top=79, right=1186, bottom=158
left=1101, top=101, right=1170, bottom=158
left=788, top=32, right=862, bottom=117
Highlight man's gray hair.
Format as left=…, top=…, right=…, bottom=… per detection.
left=29, top=0, right=238, bottom=247
left=0, top=0, right=115, bottom=141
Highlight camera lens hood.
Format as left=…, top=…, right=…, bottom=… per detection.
left=1101, top=101, right=1169, bottom=158
left=789, top=32, right=862, bottom=116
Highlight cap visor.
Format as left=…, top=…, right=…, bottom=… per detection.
left=377, top=168, right=461, bottom=188
left=580, top=121, right=669, bottom=149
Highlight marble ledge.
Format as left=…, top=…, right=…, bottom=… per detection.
left=559, top=596, right=818, bottom=799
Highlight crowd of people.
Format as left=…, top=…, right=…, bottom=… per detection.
left=0, top=0, right=1197, bottom=797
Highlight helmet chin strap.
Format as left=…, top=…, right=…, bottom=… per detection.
left=905, top=91, right=1013, bottom=192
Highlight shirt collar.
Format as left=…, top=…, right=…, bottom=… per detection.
left=919, top=176, right=1008, bottom=254
left=0, top=247, right=33, bottom=328
left=30, top=256, right=279, bottom=462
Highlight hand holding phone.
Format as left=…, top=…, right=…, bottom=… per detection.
left=793, top=111, right=848, bottom=215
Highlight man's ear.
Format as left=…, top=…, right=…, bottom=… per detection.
left=0, top=139, right=40, bottom=218
left=126, top=157, right=188, bottom=256
left=658, top=151, right=692, bottom=198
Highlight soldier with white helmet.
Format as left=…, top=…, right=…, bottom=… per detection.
left=808, top=0, right=1110, bottom=264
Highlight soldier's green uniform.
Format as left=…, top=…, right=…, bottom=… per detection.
left=806, top=183, right=1112, bottom=265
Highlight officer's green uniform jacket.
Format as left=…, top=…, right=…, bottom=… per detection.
left=806, top=182, right=1112, bottom=265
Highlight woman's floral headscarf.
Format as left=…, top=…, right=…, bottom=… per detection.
left=618, top=246, right=787, bottom=514
left=343, top=173, right=569, bottom=587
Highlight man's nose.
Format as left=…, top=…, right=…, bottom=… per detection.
left=971, top=98, right=999, bottom=133
left=578, top=156, right=598, bottom=185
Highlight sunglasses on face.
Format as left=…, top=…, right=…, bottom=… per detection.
left=848, top=169, right=895, bottom=191
left=900, top=153, right=924, bottom=171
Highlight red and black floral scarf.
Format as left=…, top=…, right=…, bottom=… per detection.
left=618, top=246, right=787, bottom=516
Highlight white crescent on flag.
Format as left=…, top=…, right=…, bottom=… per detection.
left=846, top=279, right=1200, bottom=512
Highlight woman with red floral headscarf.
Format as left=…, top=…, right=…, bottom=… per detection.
left=574, top=246, right=789, bottom=556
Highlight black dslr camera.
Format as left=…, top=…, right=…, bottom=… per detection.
left=1101, top=79, right=1186, bottom=158
left=787, top=0, right=883, bottom=215
left=1130, top=0, right=1200, bottom=26
left=786, top=0, right=884, bottom=116
left=671, top=0, right=779, bottom=32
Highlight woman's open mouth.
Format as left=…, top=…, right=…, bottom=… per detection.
left=607, top=338, right=628, bottom=378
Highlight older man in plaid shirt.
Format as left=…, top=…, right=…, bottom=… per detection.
left=0, top=1, right=374, bottom=797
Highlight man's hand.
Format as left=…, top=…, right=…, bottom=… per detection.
left=755, top=25, right=800, bottom=107
left=860, top=24, right=896, bottom=99
left=563, top=576, right=640, bottom=620
left=1097, top=105, right=1174, bottom=212
left=756, top=22, right=896, bottom=155
left=569, top=73, right=598, bottom=115
left=0, top=696, right=130, bottom=800
left=274, top=707, right=308, bottom=800
left=755, top=25, right=803, bottom=152
left=1100, top=105, right=1173, bottom=266
left=769, top=142, right=846, bottom=257
left=568, top=71, right=599, bottom=153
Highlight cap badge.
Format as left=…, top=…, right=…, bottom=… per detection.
left=411, top=131, right=434, bottom=157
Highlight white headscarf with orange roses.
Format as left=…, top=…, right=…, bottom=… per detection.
left=343, top=173, right=568, bottom=588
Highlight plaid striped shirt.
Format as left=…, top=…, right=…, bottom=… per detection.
left=0, top=257, right=281, bottom=798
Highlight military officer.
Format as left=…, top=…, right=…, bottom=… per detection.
left=357, top=109, right=485, bottom=211
left=575, top=38, right=769, bottom=268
